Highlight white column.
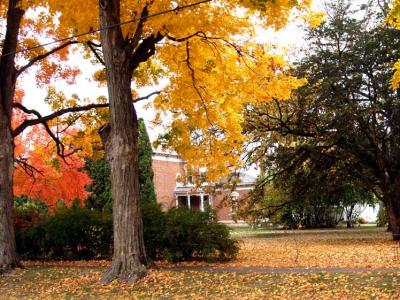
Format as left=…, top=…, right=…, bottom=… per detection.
left=175, top=195, right=179, bottom=207
left=187, top=194, right=191, bottom=208
left=200, top=193, right=204, bottom=211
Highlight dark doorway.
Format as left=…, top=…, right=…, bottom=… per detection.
left=190, top=195, right=201, bottom=210
left=177, top=196, right=187, bottom=207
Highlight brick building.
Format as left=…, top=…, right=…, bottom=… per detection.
left=152, top=151, right=256, bottom=221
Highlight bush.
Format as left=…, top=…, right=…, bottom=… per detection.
left=14, top=196, right=48, bottom=231
left=142, top=201, right=167, bottom=260
left=16, top=205, right=112, bottom=260
left=16, top=203, right=238, bottom=263
left=163, top=207, right=239, bottom=262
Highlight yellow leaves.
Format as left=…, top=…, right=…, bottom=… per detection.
left=154, top=36, right=305, bottom=180
left=388, top=1, right=400, bottom=90
left=15, top=0, right=319, bottom=182
left=388, top=0, right=400, bottom=29
left=230, top=228, right=399, bottom=269
left=1, top=228, right=400, bottom=298
left=391, top=60, right=400, bottom=89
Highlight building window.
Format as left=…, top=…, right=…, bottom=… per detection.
left=177, top=196, right=188, bottom=207
left=230, top=191, right=239, bottom=213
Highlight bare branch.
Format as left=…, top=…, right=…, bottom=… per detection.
left=15, top=157, right=44, bottom=178
left=16, top=40, right=79, bottom=76
left=12, top=102, right=109, bottom=137
left=87, top=41, right=105, bottom=65
left=133, top=90, right=161, bottom=102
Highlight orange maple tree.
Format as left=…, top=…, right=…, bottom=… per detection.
left=12, top=87, right=95, bottom=208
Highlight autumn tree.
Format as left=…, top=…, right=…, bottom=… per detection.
left=245, top=1, right=400, bottom=239
left=40, top=0, right=322, bottom=282
left=0, top=0, right=109, bottom=273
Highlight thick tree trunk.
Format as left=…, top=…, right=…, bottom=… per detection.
left=0, top=0, right=24, bottom=273
left=0, top=109, right=18, bottom=273
left=98, top=0, right=147, bottom=283
left=385, top=198, right=400, bottom=241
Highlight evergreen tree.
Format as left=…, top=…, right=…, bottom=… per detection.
left=85, top=118, right=156, bottom=210
left=138, top=119, right=156, bottom=204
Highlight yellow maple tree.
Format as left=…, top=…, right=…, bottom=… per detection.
left=31, top=0, right=322, bottom=282
left=39, top=0, right=319, bottom=181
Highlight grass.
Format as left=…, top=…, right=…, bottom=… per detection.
left=1, top=267, right=400, bottom=299
left=1, top=227, right=400, bottom=299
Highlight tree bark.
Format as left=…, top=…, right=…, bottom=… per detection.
left=384, top=197, right=400, bottom=241
left=98, top=0, right=147, bottom=283
left=0, top=0, right=24, bottom=273
left=0, top=99, right=18, bottom=274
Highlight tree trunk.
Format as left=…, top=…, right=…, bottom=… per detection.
left=0, top=0, right=24, bottom=273
left=385, top=198, right=400, bottom=241
left=0, top=102, right=18, bottom=273
left=98, top=0, right=147, bottom=283
left=345, top=205, right=354, bottom=228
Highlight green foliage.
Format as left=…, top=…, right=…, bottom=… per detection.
left=84, top=158, right=112, bottom=211
left=84, top=118, right=156, bottom=210
left=278, top=203, right=343, bottom=229
left=163, top=207, right=239, bottom=262
left=243, top=1, right=387, bottom=228
left=142, top=201, right=167, bottom=260
left=138, top=118, right=157, bottom=204
left=16, top=206, right=112, bottom=260
left=13, top=196, right=49, bottom=231
left=16, top=204, right=238, bottom=263
left=376, top=205, right=389, bottom=227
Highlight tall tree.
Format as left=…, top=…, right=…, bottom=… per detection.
left=0, top=0, right=108, bottom=273
left=43, top=0, right=321, bottom=282
left=245, top=1, right=400, bottom=239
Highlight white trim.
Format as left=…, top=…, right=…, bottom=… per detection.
left=235, top=186, right=254, bottom=191
left=152, top=151, right=185, bottom=162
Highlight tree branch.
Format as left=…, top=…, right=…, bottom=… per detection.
left=87, top=41, right=105, bottom=66
left=12, top=102, right=109, bottom=137
left=16, top=40, right=79, bottom=76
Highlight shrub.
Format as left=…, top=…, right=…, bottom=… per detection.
left=16, top=203, right=238, bottom=263
left=16, top=205, right=112, bottom=260
left=142, top=201, right=167, bottom=260
left=163, top=207, right=239, bottom=262
left=14, top=196, right=48, bottom=231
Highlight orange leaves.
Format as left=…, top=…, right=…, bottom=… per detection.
left=13, top=137, right=91, bottom=208
left=1, top=228, right=400, bottom=298
left=1, top=265, right=400, bottom=299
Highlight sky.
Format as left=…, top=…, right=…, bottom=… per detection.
left=19, top=0, right=378, bottom=221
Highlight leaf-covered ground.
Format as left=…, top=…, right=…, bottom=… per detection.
left=228, top=226, right=400, bottom=269
left=1, top=227, right=400, bottom=299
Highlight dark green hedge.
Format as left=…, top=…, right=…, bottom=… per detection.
left=15, top=203, right=238, bottom=262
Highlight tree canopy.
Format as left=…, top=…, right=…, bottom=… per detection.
left=243, top=0, right=398, bottom=236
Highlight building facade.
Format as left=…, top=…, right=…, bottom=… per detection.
left=152, top=152, right=255, bottom=221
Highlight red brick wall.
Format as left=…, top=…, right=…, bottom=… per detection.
left=212, top=189, right=251, bottom=221
left=152, top=155, right=253, bottom=221
left=152, top=158, right=185, bottom=210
